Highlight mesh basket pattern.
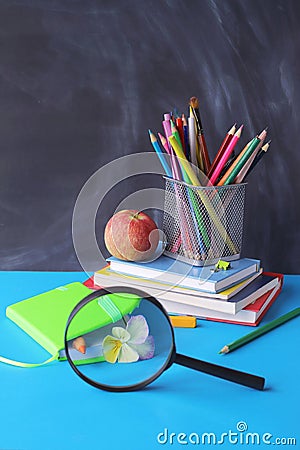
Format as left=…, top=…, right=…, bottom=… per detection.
left=162, top=178, right=246, bottom=266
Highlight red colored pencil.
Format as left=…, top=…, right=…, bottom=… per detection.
left=207, top=124, right=236, bottom=179
left=209, top=125, right=243, bottom=185
left=176, top=117, right=185, bottom=153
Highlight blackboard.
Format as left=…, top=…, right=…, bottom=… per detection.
left=0, top=0, right=299, bottom=273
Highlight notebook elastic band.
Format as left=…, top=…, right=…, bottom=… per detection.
left=0, top=353, right=58, bottom=368
left=97, top=295, right=122, bottom=322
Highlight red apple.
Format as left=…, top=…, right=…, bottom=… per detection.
left=104, top=210, right=159, bottom=261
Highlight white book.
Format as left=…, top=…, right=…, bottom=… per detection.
left=94, top=266, right=262, bottom=300
left=93, top=270, right=279, bottom=314
left=159, top=282, right=281, bottom=325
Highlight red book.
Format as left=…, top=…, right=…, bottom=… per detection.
left=203, top=273, right=284, bottom=326
left=83, top=276, right=99, bottom=290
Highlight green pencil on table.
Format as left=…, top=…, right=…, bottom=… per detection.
left=219, top=307, right=300, bottom=354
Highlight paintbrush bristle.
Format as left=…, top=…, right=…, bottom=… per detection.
left=189, top=96, right=199, bottom=110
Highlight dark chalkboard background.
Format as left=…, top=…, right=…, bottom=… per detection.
left=0, top=0, right=299, bottom=273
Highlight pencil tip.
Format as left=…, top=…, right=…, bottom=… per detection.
left=235, top=124, right=243, bottom=137
left=262, top=140, right=271, bottom=151
left=219, top=345, right=229, bottom=354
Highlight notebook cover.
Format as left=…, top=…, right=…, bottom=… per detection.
left=6, top=282, right=140, bottom=357
left=107, top=256, right=260, bottom=292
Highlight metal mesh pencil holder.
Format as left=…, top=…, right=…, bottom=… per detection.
left=162, top=178, right=247, bottom=266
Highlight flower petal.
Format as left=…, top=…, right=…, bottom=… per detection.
left=130, top=335, right=155, bottom=360
left=118, top=343, right=139, bottom=363
left=112, top=326, right=130, bottom=343
left=102, top=335, right=122, bottom=363
left=126, top=315, right=149, bottom=344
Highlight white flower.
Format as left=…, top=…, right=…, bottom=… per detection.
left=102, top=315, right=155, bottom=363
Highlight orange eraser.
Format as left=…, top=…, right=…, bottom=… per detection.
left=169, top=315, right=197, bottom=328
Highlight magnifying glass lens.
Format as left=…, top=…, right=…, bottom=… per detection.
left=65, top=293, right=174, bottom=390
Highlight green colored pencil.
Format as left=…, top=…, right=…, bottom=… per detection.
left=219, top=307, right=300, bottom=354
left=223, top=136, right=260, bottom=185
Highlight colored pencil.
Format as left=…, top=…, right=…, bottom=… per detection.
left=168, top=135, right=201, bottom=186
left=148, top=130, right=172, bottom=177
left=207, top=123, right=236, bottom=179
left=217, top=139, right=252, bottom=186
left=161, top=130, right=190, bottom=183
left=72, top=336, right=86, bottom=354
left=158, top=132, right=169, bottom=154
left=218, top=152, right=236, bottom=180
left=188, top=115, right=199, bottom=169
left=222, top=136, right=261, bottom=185
left=234, top=129, right=267, bottom=183
left=217, top=128, right=267, bottom=186
left=176, top=117, right=185, bottom=152
left=209, top=125, right=243, bottom=185
left=168, top=135, right=237, bottom=254
left=171, top=121, right=183, bottom=151
left=162, top=113, right=173, bottom=151
left=169, top=128, right=209, bottom=252
left=162, top=115, right=181, bottom=180
left=223, top=128, right=267, bottom=185
left=167, top=136, right=207, bottom=253
left=189, top=96, right=211, bottom=173
left=159, top=131, right=193, bottom=255
left=246, top=141, right=271, bottom=177
left=219, top=308, right=300, bottom=354
left=182, top=114, right=190, bottom=160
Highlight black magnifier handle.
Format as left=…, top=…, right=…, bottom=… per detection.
left=175, top=353, right=265, bottom=391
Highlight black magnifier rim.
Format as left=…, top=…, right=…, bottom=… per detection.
left=64, top=286, right=176, bottom=392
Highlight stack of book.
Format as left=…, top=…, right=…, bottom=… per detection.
left=89, top=256, right=283, bottom=326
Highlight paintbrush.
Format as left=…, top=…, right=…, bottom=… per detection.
left=189, top=96, right=211, bottom=174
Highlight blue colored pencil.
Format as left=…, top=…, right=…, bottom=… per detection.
left=182, top=114, right=191, bottom=161
left=148, top=130, right=172, bottom=177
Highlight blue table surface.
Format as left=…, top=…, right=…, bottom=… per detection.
left=0, top=271, right=299, bottom=450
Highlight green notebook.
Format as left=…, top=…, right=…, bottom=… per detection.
left=4, top=282, right=140, bottom=367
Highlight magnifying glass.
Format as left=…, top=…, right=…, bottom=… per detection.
left=64, top=286, right=265, bottom=392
